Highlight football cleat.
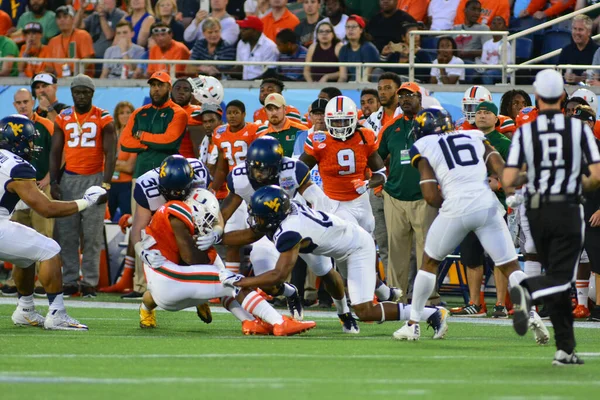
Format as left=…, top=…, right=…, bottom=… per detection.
left=386, top=287, right=403, bottom=302
left=510, top=285, right=532, bottom=336
left=286, top=285, right=304, bottom=320
left=529, top=310, right=550, bottom=345
left=427, top=306, right=449, bottom=339
left=338, top=312, right=360, bottom=334
left=492, top=303, right=508, bottom=319
left=573, top=304, right=590, bottom=319
left=139, top=306, right=157, bottom=329
left=552, top=350, right=584, bottom=366
left=242, top=319, right=273, bottom=335
left=12, top=306, right=45, bottom=328
left=452, top=302, right=486, bottom=317
left=196, top=303, right=212, bottom=324
left=44, top=310, right=88, bottom=331
left=272, top=316, right=316, bottom=336
left=393, top=321, right=420, bottom=341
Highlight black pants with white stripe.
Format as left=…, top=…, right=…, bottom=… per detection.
left=523, top=203, right=584, bottom=353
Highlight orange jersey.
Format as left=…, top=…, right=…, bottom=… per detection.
left=304, top=127, right=379, bottom=201
left=261, top=8, right=300, bottom=42
left=212, top=122, right=260, bottom=170
left=55, top=106, right=113, bottom=175
left=146, top=200, right=218, bottom=265
left=19, top=45, right=49, bottom=78
left=46, top=29, right=95, bottom=77
left=147, top=41, right=190, bottom=76
left=253, top=104, right=304, bottom=125
left=179, top=104, right=203, bottom=158
left=515, top=106, right=539, bottom=128
left=457, top=114, right=516, bottom=136
left=594, top=120, right=600, bottom=140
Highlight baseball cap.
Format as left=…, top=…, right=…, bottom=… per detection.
left=397, top=82, right=420, bottom=94
left=533, top=69, right=564, bottom=99
left=147, top=71, right=172, bottom=85
left=475, top=101, right=498, bottom=115
left=347, top=15, right=366, bottom=29
left=264, top=93, right=286, bottom=108
left=31, top=73, right=57, bottom=86
left=55, top=5, right=75, bottom=17
left=71, top=74, right=95, bottom=91
left=310, top=98, right=328, bottom=113
left=237, top=16, right=264, bottom=32
left=199, top=103, right=223, bottom=116
left=572, top=105, right=596, bottom=123
left=23, top=22, right=43, bottom=33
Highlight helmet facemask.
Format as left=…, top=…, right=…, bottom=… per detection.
left=247, top=160, right=280, bottom=186
left=325, top=115, right=357, bottom=141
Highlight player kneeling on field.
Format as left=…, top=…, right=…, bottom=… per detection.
left=136, top=187, right=316, bottom=336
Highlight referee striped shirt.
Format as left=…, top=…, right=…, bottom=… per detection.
left=506, top=111, right=600, bottom=197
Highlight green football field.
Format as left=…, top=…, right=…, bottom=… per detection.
left=1, top=297, right=599, bottom=400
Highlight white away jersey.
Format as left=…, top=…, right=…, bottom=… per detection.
left=363, top=105, right=403, bottom=135
left=0, top=149, right=37, bottom=219
left=410, top=129, right=500, bottom=217
left=272, top=202, right=358, bottom=259
left=134, top=158, right=211, bottom=211
left=227, top=157, right=310, bottom=203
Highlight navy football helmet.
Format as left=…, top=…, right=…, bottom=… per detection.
left=157, top=155, right=194, bottom=201
left=413, top=107, right=454, bottom=139
left=0, top=115, right=40, bottom=161
left=248, top=185, right=291, bottom=233
left=246, top=136, right=284, bottom=186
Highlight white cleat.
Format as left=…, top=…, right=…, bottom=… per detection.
left=44, top=310, right=88, bottom=331
left=393, top=321, right=420, bottom=341
left=529, top=310, right=550, bottom=345
left=387, top=287, right=403, bottom=302
left=428, top=307, right=449, bottom=340
left=339, top=312, right=360, bottom=334
left=12, top=306, right=45, bottom=328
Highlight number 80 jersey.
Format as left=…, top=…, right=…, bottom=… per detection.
left=410, top=129, right=499, bottom=217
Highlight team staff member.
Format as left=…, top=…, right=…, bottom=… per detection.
left=256, top=93, right=308, bottom=157
left=504, top=69, right=600, bottom=366
left=31, top=73, right=69, bottom=122
left=50, top=74, right=116, bottom=298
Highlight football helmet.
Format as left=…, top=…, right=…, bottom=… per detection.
left=413, top=107, right=454, bottom=139
left=0, top=114, right=40, bottom=161
left=157, top=155, right=194, bottom=201
left=325, top=96, right=358, bottom=141
left=248, top=185, right=291, bottom=233
left=462, top=85, right=492, bottom=124
left=185, top=188, right=220, bottom=235
left=189, top=75, right=224, bottom=105
left=571, top=88, right=598, bottom=115
left=246, top=136, right=284, bottom=186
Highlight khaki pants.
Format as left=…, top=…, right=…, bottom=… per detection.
left=383, top=191, right=437, bottom=302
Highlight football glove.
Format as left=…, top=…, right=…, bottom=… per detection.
left=139, top=249, right=166, bottom=268
left=82, top=186, right=107, bottom=206
left=118, top=213, right=132, bottom=233
left=219, top=269, right=244, bottom=291
left=196, top=230, right=222, bottom=251
left=351, top=178, right=369, bottom=195
left=506, top=194, right=524, bottom=208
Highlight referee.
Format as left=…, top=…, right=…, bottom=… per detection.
left=503, top=69, right=600, bottom=366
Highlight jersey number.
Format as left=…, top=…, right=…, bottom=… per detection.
left=221, top=141, right=248, bottom=166
left=141, top=178, right=161, bottom=199
left=337, top=149, right=356, bottom=175
left=298, top=204, right=332, bottom=228
left=65, top=122, right=97, bottom=148
left=439, top=134, right=478, bottom=170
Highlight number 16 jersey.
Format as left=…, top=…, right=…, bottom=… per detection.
left=409, top=129, right=500, bottom=217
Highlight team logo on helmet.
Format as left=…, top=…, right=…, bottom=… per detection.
left=159, top=163, right=167, bottom=178
left=7, top=122, right=23, bottom=136
left=264, top=197, right=281, bottom=212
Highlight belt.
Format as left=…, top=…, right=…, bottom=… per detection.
left=528, top=193, right=581, bottom=209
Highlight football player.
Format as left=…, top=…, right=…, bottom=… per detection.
left=393, top=108, right=549, bottom=343
left=456, top=85, right=516, bottom=138
left=137, top=188, right=316, bottom=336
left=0, top=115, right=105, bottom=330
left=220, top=185, right=447, bottom=336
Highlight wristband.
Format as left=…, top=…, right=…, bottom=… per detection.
left=75, top=199, right=88, bottom=212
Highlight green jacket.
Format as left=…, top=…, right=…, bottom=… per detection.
left=257, top=118, right=308, bottom=157
left=32, top=114, right=53, bottom=181
left=485, top=129, right=512, bottom=208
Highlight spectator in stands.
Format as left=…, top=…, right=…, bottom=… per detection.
left=154, top=0, right=185, bottom=43
left=253, top=78, right=304, bottom=124
left=451, top=0, right=491, bottom=62
left=18, top=22, right=49, bottom=78
left=427, top=0, right=461, bottom=30
left=100, top=20, right=145, bottom=79
left=345, top=0, right=383, bottom=21
left=188, top=17, right=237, bottom=78
left=176, top=0, right=199, bottom=28
left=31, top=72, right=69, bottom=121
left=146, top=21, right=191, bottom=78
left=16, top=0, right=60, bottom=44
left=454, top=0, right=510, bottom=27
left=380, top=22, right=431, bottom=82
left=367, top=0, right=417, bottom=53
left=317, top=0, right=350, bottom=42
left=318, top=86, right=343, bottom=100
left=0, top=33, right=19, bottom=77
left=480, top=16, right=512, bottom=85
left=75, top=0, right=127, bottom=77
left=339, top=14, right=379, bottom=82
left=399, top=0, right=430, bottom=23
left=235, top=15, right=279, bottom=80
left=109, top=101, right=136, bottom=222
left=560, top=14, right=599, bottom=84
left=262, top=0, right=300, bottom=42
left=295, top=0, right=323, bottom=48
left=304, top=21, right=343, bottom=82
left=123, top=0, right=155, bottom=48
left=360, top=88, right=381, bottom=120
left=517, top=0, right=576, bottom=20
left=184, top=0, right=239, bottom=45
left=499, top=89, right=532, bottom=121
left=576, top=0, right=600, bottom=33
left=430, top=35, right=465, bottom=84
left=0, top=9, right=13, bottom=35
left=245, top=0, right=272, bottom=18
left=275, top=29, right=308, bottom=81
left=46, top=6, right=95, bottom=77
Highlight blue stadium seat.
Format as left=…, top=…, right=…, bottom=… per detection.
left=541, top=31, right=572, bottom=64
left=508, top=17, right=545, bottom=39
left=515, top=37, right=533, bottom=62
left=420, top=36, right=439, bottom=52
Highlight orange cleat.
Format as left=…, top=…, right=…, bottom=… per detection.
left=242, top=319, right=273, bottom=335
left=272, top=316, right=316, bottom=336
left=98, top=268, right=134, bottom=293
left=573, top=304, right=591, bottom=319
left=256, top=288, right=273, bottom=301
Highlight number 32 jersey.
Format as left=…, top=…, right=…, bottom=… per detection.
left=409, top=129, right=499, bottom=217
left=134, top=158, right=211, bottom=212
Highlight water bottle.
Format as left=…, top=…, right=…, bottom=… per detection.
left=121, top=63, right=129, bottom=79
left=62, top=63, right=71, bottom=77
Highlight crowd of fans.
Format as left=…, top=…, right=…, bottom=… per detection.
left=2, top=0, right=600, bottom=83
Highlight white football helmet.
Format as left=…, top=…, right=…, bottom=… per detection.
left=571, top=88, right=598, bottom=115
left=462, top=85, right=492, bottom=124
left=188, top=75, right=224, bottom=105
left=185, top=188, right=220, bottom=236
left=325, top=96, right=358, bottom=141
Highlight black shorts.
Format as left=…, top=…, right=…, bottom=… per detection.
left=460, top=232, right=485, bottom=268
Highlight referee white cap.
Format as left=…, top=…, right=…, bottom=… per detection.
left=533, top=69, right=564, bottom=98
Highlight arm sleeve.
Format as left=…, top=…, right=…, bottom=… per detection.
left=140, top=109, right=187, bottom=149
left=226, top=171, right=236, bottom=194
left=377, top=129, right=389, bottom=160
left=133, top=182, right=150, bottom=210
left=119, top=109, right=146, bottom=153
left=303, top=133, right=317, bottom=158
left=183, top=20, right=200, bottom=42
left=409, top=144, right=422, bottom=167
left=294, top=160, right=311, bottom=186
left=10, top=163, right=37, bottom=180
left=275, top=231, right=303, bottom=253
